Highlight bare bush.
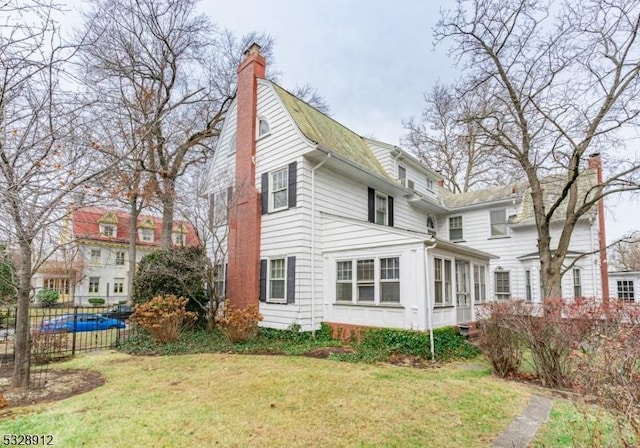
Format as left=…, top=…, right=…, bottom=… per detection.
left=215, top=303, right=262, bottom=343
left=129, top=295, right=197, bottom=343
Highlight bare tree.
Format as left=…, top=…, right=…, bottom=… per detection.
left=0, top=0, right=113, bottom=386
left=403, top=83, right=518, bottom=192
left=435, top=0, right=640, bottom=298
left=76, top=0, right=274, bottom=249
left=610, top=231, right=640, bottom=271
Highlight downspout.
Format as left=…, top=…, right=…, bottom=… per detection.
left=424, top=238, right=437, bottom=362
left=589, top=217, right=598, bottom=298
left=310, top=153, right=331, bottom=337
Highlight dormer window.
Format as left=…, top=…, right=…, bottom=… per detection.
left=140, top=228, right=154, bottom=242
left=426, top=177, right=434, bottom=192
left=258, top=118, right=270, bottom=137
left=100, top=224, right=116, bottom=237
left=398, top=165, right=406, bottom=180
left=172, top=223, right=188, bottom=247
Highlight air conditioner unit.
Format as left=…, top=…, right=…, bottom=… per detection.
left=400, top=178, right=415, bottom=190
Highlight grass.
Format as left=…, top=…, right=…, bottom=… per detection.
left=0, top=351, right=531, bottom=447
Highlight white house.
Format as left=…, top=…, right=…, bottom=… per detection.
left=40, top=207, right=200, bottom=305
left=207, top=44, right=606, bottom=333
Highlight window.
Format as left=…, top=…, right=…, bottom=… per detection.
left=525, top=270, right=532, bottom=301
left=44, top=278, right=69, bottom=294
left=357, top=259, right=375, bottom=302
left=474, top=265, right=486, bottom=303
left=113, top=278, right=124, bottom=294
left=380, top=257, right=400, bottom=303
left=434, top=258, right=452, bottom=307
left=426, top=216, right=437, bottom=237
left=449, top=216, right=463, bottom=241
left=269, top=258, right=286, bottom=303
left=173, top=233, right=186, bottom=246
left=495, top=271, right=511, bottom=300
left=426, top=177, right=434, bottom=191
left=573, top=269, right=582, bottom=297
left=258, top=118, right=270, bottom=136
left=115, top=251, right=125, bottom=266
left=88, top=277, right=100, bottom=294
left=90, top=249, right=101, bottom=264
left=490, top=209, right=507, bottom=237
left=140, top=228, right=154, bottom=242
left=271, top=167, right=289, bottom=211
left=100, top=224, right=115, bottom=237
left=398, top=165, right=406, bottom=179
left=213, top=264, right=227, bottom=299
left=617, top=280, right=635, bottom=301
left=375, top=193, right=388, bottom=225
left=336, top=261, right=353, bottom=302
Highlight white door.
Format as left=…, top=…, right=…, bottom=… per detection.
left=456, top=260, right=472, bottom=323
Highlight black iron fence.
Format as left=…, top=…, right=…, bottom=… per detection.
left=1, top=305, right=131, bottom=366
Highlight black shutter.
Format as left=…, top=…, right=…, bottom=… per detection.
left=367, top=187, right=375, bottom=223
left=223, top=263, right=228, bottom=299
left=261, top=172, right=269, bottom=215
left=288, top=161, right=297, bottom=208
left=286, top=256, right=296, bottom=304
left=259, top=259, right=267, bottom=302
left=208, top=192, right=215, bottom=228
left=226, top=186, right=233, bottom=204
left=388, top=196, right=394, bottom=227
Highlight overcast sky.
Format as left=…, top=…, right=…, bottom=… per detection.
left=65, top=0, right=638, bottom=244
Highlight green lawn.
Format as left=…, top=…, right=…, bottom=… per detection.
left=1, top=352, right=530, bottom=447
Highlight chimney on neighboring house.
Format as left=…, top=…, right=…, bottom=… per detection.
left=226, top=43, right=265, bottom=309
left=588, top=153, right=609, bottom=302
left=437, top=179, right=445, bottom=187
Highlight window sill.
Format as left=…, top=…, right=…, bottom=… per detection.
left=433, top=305, right=454, bottom=310
left=256, top=132, right=271, bottom=141
left=450, top=240, right=466, bottom=243
left=334, top=302, right=404, bottom=309
left=265, top=300, right=288, bottom=305
left=488, top=235, right=510, bottom=240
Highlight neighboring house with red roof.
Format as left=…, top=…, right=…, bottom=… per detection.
left=55, top=207, right=199, bottom=305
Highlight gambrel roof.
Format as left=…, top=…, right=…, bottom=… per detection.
left=272, top=83, right=390, bottom=179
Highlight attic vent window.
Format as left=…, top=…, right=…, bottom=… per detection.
left=258, top=118, right=270, bottom=137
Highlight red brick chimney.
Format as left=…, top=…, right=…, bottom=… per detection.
left=588, top=153, right=609, bottom=302
left=226, top=43, right=265, bottom=309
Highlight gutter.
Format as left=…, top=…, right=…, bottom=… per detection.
left=310, top=153, right=331, bottom=337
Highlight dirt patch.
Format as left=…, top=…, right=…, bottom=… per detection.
left=303, top=346, right=354, bottom=359
left=0, top=369, right=105, bottom=412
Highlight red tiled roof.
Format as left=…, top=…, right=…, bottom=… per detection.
left=71, top=207, right=200, bottom=248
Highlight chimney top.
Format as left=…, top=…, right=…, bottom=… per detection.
left=244, top=42, right=262, bottom=57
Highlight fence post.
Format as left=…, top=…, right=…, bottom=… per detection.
left=71, top=307, right=78, bottom=356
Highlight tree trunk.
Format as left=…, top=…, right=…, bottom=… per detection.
left=127, top=195, right=141, bottom=301
left=160, top=176, right=176, bottom=249
left=12, top=241, right=33, bottom=388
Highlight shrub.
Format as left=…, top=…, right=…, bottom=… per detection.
left=129, top=295, right=197, bottom=343
left=30, top=330, right=69, bottom=363
left=215, top=303, right=263, bottom=343
left=36, top=288, right=59, bottom=308
left=344, top=326, right=479, bottom=363
left=88, top=297, right=105, bottom=305
left=477, top=301, right=525, bottom=377
left=132, top=248, right=208, bottom=318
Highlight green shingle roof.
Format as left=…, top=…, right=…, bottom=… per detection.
left=272, top=83, right=389, bottom=178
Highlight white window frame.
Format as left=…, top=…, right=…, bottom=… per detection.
left=90, top=249, right=101, bottom=264
left=397, top=164, right=406, bottom=179
left=268, top=258, right=286, bottom=304
left=617, top=280, right=635, bottom=301
left=270, top=167, right=289, bottom=212
left=140, top=228, right=154, bottom=242
left=379, top=257, right=400, bottom=303
left=449, top=216, right=463, bottom=241
left=473, top=264, right=486, bottom=304
left=334, top=256, right=401, bottom=306
left=525, top=269, right=532, bottom=301
left=88, top=277, right=100, bottom=294
left=115, top=251, right=125, bottom=266
left=100, top=224, right=116, bottom=237
left=258, top=117, right=271, bottom=138
left=573, top=268, right=582, bottom=297
left=113, top=278, right=124, bottom=294
left=375, top=192, right=388, bottom=225
left=213, top=263, right=227, bottom=299
left=489, top=209, right=508, bottom=237
left=433, top=257, right=453, bottom=307
left=426, top=216, right=437, bottom=236
left=425, top=177, right=434, bottom=192
left=495, top=271, right=511, bottom=300
left=336, top=260, right=353, bottom=302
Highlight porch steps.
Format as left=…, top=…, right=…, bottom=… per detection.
left=457, top=322, right=480, bottom=345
